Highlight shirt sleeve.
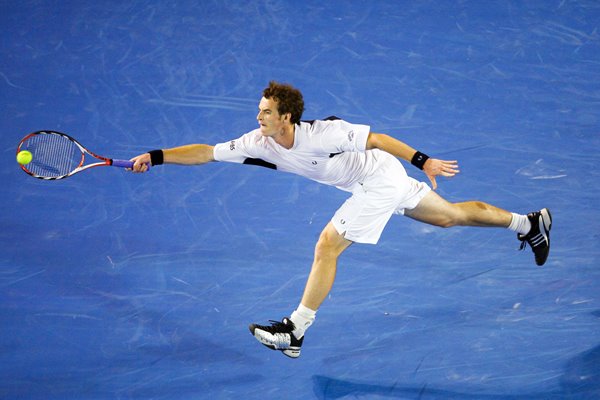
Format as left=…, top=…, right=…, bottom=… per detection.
left=213, top=130, right=258, bottom=163
left=317, top=120, right=370, bottom=153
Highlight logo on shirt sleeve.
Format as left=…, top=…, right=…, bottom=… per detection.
left=347, top=130, right=355, bottom=142
left=229, top=140, right=236, bottom=151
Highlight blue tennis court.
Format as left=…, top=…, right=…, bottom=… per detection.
left=1, top=1, right=599, bottom=398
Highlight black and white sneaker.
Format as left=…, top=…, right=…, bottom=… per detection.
left=518, top=208, right=552, bottom=266
left=249, top=318, right=303, bottom=358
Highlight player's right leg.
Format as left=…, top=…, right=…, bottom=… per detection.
left=404, top=190, right=551, bottom=265
left=403, top=190, right=513, bottom=228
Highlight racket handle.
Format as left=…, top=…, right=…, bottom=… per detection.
left=111, top=159, right=135, bottom=168
left=111, top=159, right=151, bottom=170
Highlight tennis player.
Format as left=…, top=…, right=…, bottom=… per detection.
left=131, top=81, right=552, bottom=358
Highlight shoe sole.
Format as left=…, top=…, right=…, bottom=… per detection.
left=537, top=208, right=552, bottom=266
left=282, top=347, right=301, bottom=358
left=541, top=208, right=552, bottom=232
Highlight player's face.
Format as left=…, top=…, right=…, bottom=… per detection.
left=257, top=97, right=290, bottom=137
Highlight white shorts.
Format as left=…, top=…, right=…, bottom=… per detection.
left=331, top=155, right=431, bottom=244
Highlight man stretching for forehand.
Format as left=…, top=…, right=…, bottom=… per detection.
left=131, top=81, right=552, bottom=358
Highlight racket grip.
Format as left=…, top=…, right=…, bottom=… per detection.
left=112, top=159, right=136, bottom=169
left=112, top=159, right=151, bottom=170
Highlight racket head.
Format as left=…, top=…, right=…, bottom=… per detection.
left=17, top=130, right=105, bottom=180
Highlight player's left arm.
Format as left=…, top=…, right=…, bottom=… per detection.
left=366, top=132, right=459, bottom=189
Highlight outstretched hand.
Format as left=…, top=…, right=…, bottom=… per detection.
left=129, top=153, right=152, bottom=173
left=423, top=158, right=460, bottom=190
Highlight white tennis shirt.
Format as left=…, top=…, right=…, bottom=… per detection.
left=213, top=118, right=391, bottom=192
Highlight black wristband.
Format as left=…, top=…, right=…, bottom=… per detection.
left=148, top=149, right=164, bottom=166
left=411, top=151, right=430, bottom=170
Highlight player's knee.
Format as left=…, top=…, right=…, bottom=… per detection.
left=434, top=205, right=464, bottom=228
left=314, top=229, right=344, bottom=261
left=437, top=219, right=456, bottom=228
left=314, top=233, right=336, bottom=259
left=439, top=201, right=488, bottom=227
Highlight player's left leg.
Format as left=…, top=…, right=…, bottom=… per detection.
left=249, top=222, right=352, bottom=358
left=299, top=222, right=353, bottom=310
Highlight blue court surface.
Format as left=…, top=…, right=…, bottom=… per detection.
left=1, top=1, right=599, bottom=399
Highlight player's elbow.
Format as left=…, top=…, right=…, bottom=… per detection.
left=199, top=144, right=215, bottom=163
left=366, top=132, right=385, bottom=150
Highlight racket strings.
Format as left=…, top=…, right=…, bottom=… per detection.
left=22, top=134, right=83, bottom=178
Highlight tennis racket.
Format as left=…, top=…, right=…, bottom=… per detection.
left=17, top=130, right=143, bottom=180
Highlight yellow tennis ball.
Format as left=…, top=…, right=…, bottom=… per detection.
left=17, top=150, right=33, bottom=165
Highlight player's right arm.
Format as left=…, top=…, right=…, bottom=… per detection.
left=131, top=130, right=259, bottom=173
left=130, top=144, right=215, bottom=172
left=366, top=133, right=459, bottom=189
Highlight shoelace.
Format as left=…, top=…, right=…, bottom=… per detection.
left=260, top=320, right=293, bottom=334
left=519, top=240, right=527, bottom=251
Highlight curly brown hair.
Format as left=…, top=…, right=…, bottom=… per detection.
left=262, top=81, right=305, bottom=125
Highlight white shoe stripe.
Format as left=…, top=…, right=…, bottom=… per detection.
left=528, top=232, right=548, bottom=247
left=255, top=329, right=291, bottom=349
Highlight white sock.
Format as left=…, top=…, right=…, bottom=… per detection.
left=508, top=213, right=531, bottom=235
left=290, top=304, right=316, bottom=339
